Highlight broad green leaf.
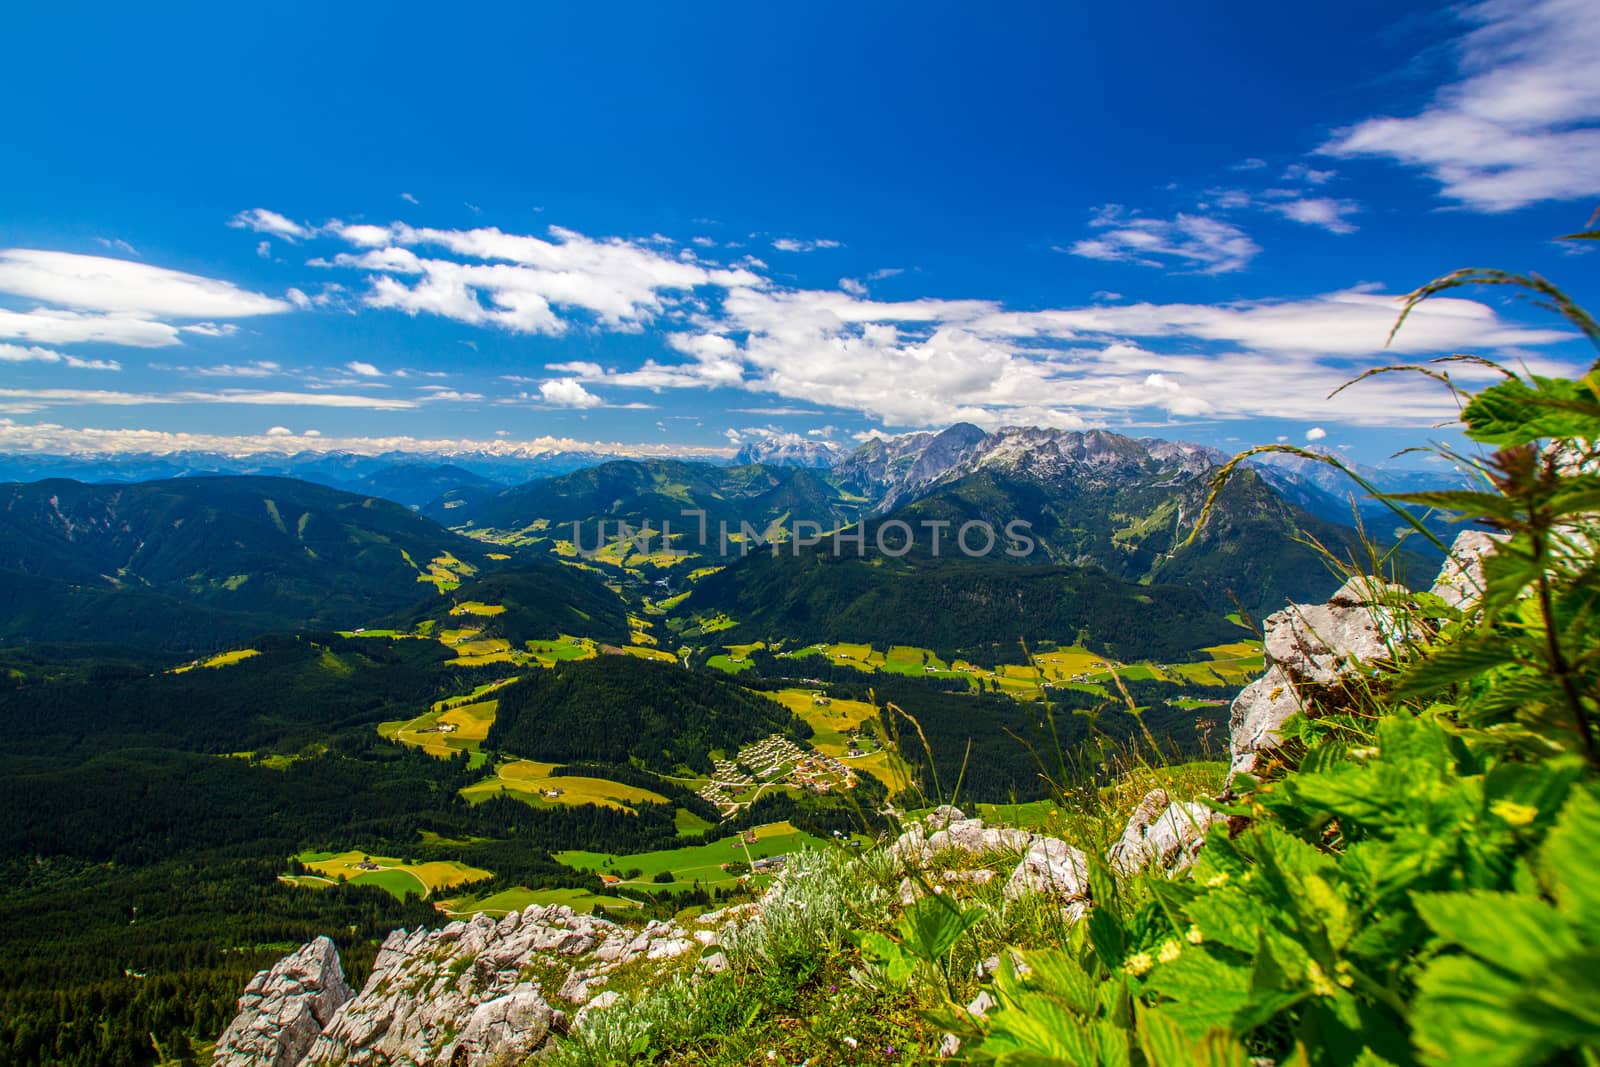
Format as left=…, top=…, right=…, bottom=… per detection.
left=1391, top=635, right=1522, bottom=699
left=1413, top=954, right=1559, bottom=1066
left=1542, top=787, right=1600, bottom=932
left=1135, top=1007, right=1253, bottom=1067
left=1462, top=375, right=1600, bottom=445
left=898, top=896, right=983, bottom=962
left=1412, top=889, right=1576, bottom=973
left=1018, top=947, right=1098, bottom=1018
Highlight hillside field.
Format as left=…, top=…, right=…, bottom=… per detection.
left=294, top=850, right=492, bottom=901
left=555, top=821, right=839, bottom=890
left=460, top=759, right=669, bottom=811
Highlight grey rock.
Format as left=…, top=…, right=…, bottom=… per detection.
left=1227, top=576, right=1411, bottom=779
left=214, top=936, right=353, bottom=1067
left=446, top=990, right=556, bottom=1066
left=1003, top=837, right=1089, bottom=902
left=1107, top=793, right=1222, bottom=877
left=572, top=990, right=621, bottom=1031
left=925, top=805, right=967, bottom=831
left=1430, top=529, right=1504, bottom=613
left=1228, top=665, right=1304, bottom=776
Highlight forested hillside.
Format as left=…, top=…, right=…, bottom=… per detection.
left=0, top=476, right=497, bottom=638
left=488, top=655, right=807, bottom=774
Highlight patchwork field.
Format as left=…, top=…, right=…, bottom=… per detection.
left=527, top=635, right=598, bottom=666
left=461, top=759, right=669, bottom=812
left=295, top=850, right=491, bottom=901
left=379, top=699, right=497, bottom=765
left=410, top=550, right=477, bottom=593
left=435, top=885, right=641, bottom=918
left=170, top=648, right=260, bottom=674
left=763, top=638, right=1251, bottom=701
left=555, top=821, right=836, bottom=890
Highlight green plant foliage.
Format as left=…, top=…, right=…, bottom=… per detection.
left=940, top=243, right=1600, bottom=1067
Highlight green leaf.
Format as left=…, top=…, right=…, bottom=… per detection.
left=1018, top=947, right=1099, bottom=1018
left=1542, top=787, right=1600, bottom=932
left=1413, top=889, right=1577, bottom=974
left=1136, top=1007, right=1253, bottom=1067
left=1462, top=375, right=1600, bottom=445
left=1391, top=635, right=1522, bottom=699
left=897, top=896, right=984, bottom=963
left=1413, top=955, right=1558, bottom=1067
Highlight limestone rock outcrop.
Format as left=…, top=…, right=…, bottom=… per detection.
left=1227, top=530, right=1502, bottom=778
left=214, top=936, right=354, bottom=1067
left=1106, top=788, right=1223, bottom=877
left=1429, top=529, right=1504, bottom=613
left=1228, top=575, right=1412, bottom=777
left=218, top=905, right=706, bottom=1067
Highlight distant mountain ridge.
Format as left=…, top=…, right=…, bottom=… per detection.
left=0, top=476, right=500, bottom=645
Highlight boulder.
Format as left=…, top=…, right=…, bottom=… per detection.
left=444, top=990, right=558, bottom=1067
left=1227, top=665, right=1306, bottom=776
left=1107, top=791, right=1222, bottom=876
left=1003, top=837, right=1088, bottom=902
left=214, top=936, right=353, bottom=1067
left=926, top=819, right=1031, bottom=857
left=1227, top=576, right=1411, bottom=778
left=1430, top=529, right=1504, bottom=613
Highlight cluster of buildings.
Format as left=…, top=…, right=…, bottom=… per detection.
left=697, top=733, right=851, bottom=814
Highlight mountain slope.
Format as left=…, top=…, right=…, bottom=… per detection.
left=394, top=563, right=629, bottom=645
left=427, top=459, right=862, bottom=548
left=487, top=655, right=805, bottom=775
left=0, top=476, right=497, bottom=637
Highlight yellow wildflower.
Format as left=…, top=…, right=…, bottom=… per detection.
left=1307, top=961, right=1337, bottom=998
left=1186, top=924, right=1204, bottom=945
left=1158, top=939, right=1182, bottom=964
left=1490, top=799, right=1538, bottom=827
left=1123, top=952, right=1154, bottom=977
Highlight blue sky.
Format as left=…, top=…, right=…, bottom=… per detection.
left=1, top=0, right=1596, bottom=463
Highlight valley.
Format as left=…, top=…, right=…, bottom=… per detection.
left=0, top=424, right=1445, bottom=1066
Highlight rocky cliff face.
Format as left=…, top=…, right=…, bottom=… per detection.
left=1225, top=529, right=1496, bottom=779
left=216, top=904, right=718, bottom=1067
left=215, top=937, right=353, bottom=1067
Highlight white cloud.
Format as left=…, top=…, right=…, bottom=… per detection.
left=1065, top=205, right=1261, bottom=273
left=265, top=425, right=293, bottom=436
left=400, top=192, right=420, bottom=205
left=256, top=241, right=272, bottom=259
left=96, top=237, right=139, bottom=256
left=317, top=222, right=762, bottom=336
left=0, top=249, right=292, bottom=318
left=868, top=267, right=905, bottom=281
left=539, top=378, right=603, bottom=408
left=839, top=277, right=868, bottom=297
left=545, top=360, right=604, bottom=376
left=1267, top=197, right=1362, bottom=234
left=1282, top=164, right=1337, bottom=185
left=771, top=238, right=842, bottom=252
left=0, top=343, right=121, bottom=371
left=0, top=307, right=183, bottom=348
left=345, top=360, right=384, bottom=377
left=1305, top=426, right=1328, bottom=441
left=1324, top=0, right=1600, bottom=211
left=415, top=388, right=484, bottom=402
left=177, top=360, right=282, bottom=378
left=0, top=388, right=418, bottom=411
left=0, top=419, right=737, bottom=459
left=228, top=208, right=314, bottom=241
